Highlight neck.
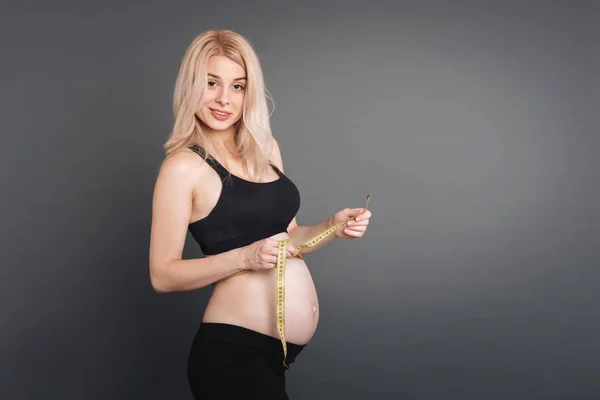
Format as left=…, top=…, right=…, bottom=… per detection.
left=201, top=123, right=238, bottom=157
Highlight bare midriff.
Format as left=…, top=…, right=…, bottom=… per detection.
left=202, top=232, right=319, bottom=345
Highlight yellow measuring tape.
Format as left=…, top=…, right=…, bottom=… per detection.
left=215, top=193, right=371, bottom=368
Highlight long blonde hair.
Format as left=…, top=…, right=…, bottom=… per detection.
left=163, top=29, right=275, bottom=181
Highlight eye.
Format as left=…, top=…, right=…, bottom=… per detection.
left=233, top=84, right=245, bottom=91
left=207, top=81, right=217, bottom=87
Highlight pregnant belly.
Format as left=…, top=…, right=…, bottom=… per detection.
left=202, top=233, right=320, bottom=346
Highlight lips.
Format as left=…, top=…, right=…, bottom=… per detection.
left=209, top=108, right=232, bottom=121
left=210, top=108, right=231, bottom=114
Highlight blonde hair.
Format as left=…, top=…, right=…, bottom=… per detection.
left=163, top=29, right=275, bottom=181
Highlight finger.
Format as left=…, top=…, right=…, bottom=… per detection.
left=346, top=225, right=367, bottom=233
left=343, top=228, right=362, bottom=237
left=261, top=254, right=278, bottom=265
left=350, top=208, right=366, bottom=219
left=288, top=245, right=297, bottom=256
left=265, top=238, right=278, bottom=250
left=347, top=218, right=369, bottom=226
left=265, top=245, right=278, bottom=257
left=355, top=210, right=371, bottom=222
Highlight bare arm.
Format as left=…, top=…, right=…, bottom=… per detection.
left=148, top=152, right=245, bottom=293
left=152, top=250, right=245, bottom=293
left=287, top=217, right=338, bottom=255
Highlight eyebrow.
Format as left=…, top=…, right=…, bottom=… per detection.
left=208, top=73, right=247, bottom=81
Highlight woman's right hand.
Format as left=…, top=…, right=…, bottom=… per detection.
left=241, top=236, right=298, bottom=272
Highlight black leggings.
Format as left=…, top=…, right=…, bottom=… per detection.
left=187, top=322, right=306, bottom=400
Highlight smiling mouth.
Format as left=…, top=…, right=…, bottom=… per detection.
left=209, top=108, right=231, bottom=116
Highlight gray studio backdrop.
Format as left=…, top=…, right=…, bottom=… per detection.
left=1, top=1, right=598, bottom=399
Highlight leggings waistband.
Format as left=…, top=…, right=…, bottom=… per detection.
left=192, top=322, right=306, bottom=365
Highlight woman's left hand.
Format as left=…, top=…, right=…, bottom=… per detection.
left=331, top=208, right=372, bottom=239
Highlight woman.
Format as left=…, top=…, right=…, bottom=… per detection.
left=149, top=29, right=371, bottom=399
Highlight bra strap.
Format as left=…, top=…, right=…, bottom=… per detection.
left=188, top=145, right=232, bottom=184
left=270, top=163, right=282, bottom=175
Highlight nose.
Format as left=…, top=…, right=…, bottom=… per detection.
left=216, top=87, right=230, bottom=106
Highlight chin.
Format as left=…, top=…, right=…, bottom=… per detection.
left=199, top=114, right=242, bottom=132
left=210, top=121, right=237, bottom=132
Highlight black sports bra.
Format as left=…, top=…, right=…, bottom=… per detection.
left=187, top=144, right=301, bottom=255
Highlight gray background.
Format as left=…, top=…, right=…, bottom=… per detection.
left=1, top=0, right=598, bottom=399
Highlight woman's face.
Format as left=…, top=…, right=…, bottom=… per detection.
left=197, top=55, right=247, bottom=133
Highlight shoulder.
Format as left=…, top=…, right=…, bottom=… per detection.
left=157, top=147, right=212, bottom=187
